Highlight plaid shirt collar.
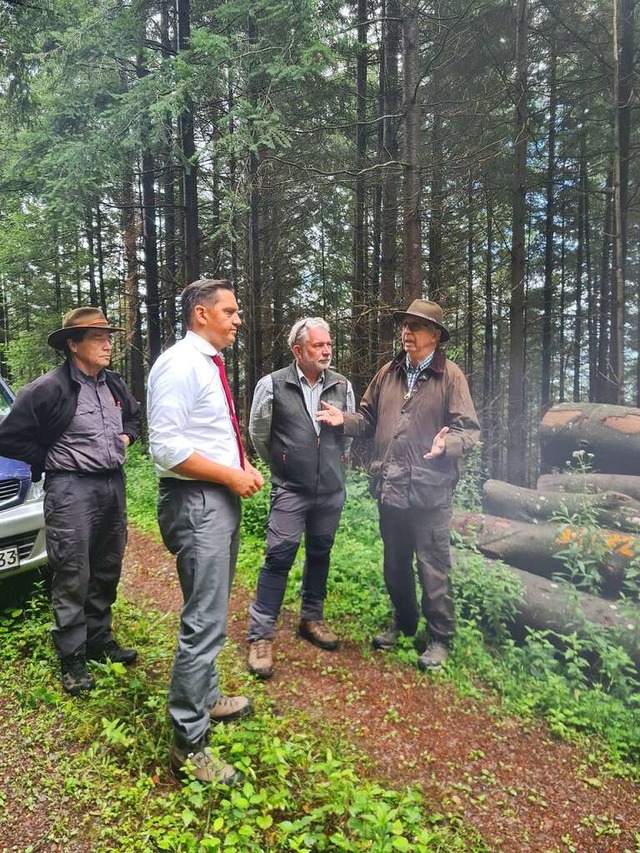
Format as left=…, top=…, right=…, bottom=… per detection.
left=404, top=351, right=435, bottom=394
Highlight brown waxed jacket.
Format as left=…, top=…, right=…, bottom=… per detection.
left=343, top=348, right=480, bottom=509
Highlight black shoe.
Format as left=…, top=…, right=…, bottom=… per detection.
left=87, top=639, right=138, bottom=666
left=61, top=652, right=95, bottom=696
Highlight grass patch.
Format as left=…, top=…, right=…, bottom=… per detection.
left=0, top=590, right=487, bottom=852
left=125, top=449, right=640, bottom=773
left=3, top=447, right=626, bottom=850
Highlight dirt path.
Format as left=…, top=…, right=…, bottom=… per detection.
left=122, top=529, right=640, bottom=853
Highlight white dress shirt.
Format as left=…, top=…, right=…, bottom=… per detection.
left=147, top=331, right=241, bottom=479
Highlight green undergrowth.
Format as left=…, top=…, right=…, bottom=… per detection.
left=4, top=448, right=634, bottom=850
left=0, top=590, right=485, bottom=852
left=124, top=448, right=640, bottom=775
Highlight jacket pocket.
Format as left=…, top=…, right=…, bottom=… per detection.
left=409, top=460, right=457, bottom=508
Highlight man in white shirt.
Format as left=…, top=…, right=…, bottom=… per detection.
left=148, top=279, right=264, bottom=785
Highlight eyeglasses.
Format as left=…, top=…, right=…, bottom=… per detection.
left=402, top=321, right=436, bottom=332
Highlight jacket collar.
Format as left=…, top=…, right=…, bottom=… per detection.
left=390, top=347, right=446, bottom=375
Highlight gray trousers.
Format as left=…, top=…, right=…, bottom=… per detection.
left=157, top=479, right=240, bottom=749
left=378, top=503, right=455, bottom=641
left=247, top=487, right=344, bottom=642
left=44, top=470, right=127, bottom=658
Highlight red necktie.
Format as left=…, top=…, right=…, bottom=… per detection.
left=212, top=354, right=245, bottom=468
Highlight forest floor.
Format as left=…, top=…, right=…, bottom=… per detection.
left=5, top=526, right=640, bottom=852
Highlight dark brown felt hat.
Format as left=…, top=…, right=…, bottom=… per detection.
left=48, top=307, right=124, bottom=350
left=392, top=298, right=450, bottom=343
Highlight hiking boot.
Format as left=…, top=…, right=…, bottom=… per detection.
left=248, top=639, right=274, bottom=679
left=417, top=638, right=449, bottom=672
left=298, top=619, right=338, bottom=651
left=209, top=695, right=254, bottom=723
left=86, top=639, right=138, bottom=666
left=170, top=741, right=241, bottom=786
left=372, top=626, right=400, bottom=651
left=61, top=652, right=95, bottom=696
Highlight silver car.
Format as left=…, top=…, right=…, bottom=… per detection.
left=0, top=376, right=48, bottom=587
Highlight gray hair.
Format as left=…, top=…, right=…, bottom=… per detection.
left=181, top=279, right=233, bottom=328
left=287, top=317, right=330, bottom=350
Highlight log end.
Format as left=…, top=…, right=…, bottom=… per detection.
left=603, top=414, right=640, bottom=435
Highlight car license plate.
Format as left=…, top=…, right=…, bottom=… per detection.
left=0, top=546, right=19, bottom=571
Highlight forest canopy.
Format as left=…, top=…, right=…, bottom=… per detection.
left=0, top=0, right=637, bottom=485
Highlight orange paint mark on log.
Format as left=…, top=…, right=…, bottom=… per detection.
left=604, top=533, right=636, bottom=557
left=603, top=414, right=640, bottom=435
left=556, top=526, right=637, bottom=558
left=543, top=409, right=582, bottom=427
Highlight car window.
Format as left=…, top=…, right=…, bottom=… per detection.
left=0, top=383, right=13, bottom=422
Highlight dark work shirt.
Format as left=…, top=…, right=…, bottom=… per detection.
left=45, top=363, right=126, bottom=472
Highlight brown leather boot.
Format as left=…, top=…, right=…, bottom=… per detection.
left=248, top=639, right=274, bottom=678
left=298, top=619, right=339, bottom=651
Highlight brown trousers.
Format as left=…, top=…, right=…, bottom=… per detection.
left=378, top=502, right=455, bottom=640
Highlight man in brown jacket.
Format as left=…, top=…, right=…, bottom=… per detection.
left=317, top=299, right=480, bottom=671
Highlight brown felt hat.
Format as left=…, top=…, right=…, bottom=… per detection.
left=48, top=307, right=124, bottom=350
left=392, top=299, right=450, bottom=343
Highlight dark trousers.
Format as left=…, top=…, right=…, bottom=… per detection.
left=378, top=502, right=455, bottom=641
left=247, top=487, right=345, bottom=642
left=44, top=470, right=127, bottom=658
left=157, top=479, right=240, bottom=749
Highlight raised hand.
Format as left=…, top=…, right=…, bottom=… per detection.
left=424, top=426, right=449, bottom=460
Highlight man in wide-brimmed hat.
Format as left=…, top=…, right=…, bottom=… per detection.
left=0, top=306, right=140, bottom=695
left=317, top=298, right=480, bottom=671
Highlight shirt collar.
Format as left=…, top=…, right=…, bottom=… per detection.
left=69, top=359, right=105, bottom=384
left=296, top=364, right=325, bottom=388
left=185, top=329, right=220, bottom=358
left=405, top=351, right=435, bottom=375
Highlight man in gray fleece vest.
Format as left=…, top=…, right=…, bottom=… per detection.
left=247, top=317, right=355, bottom=678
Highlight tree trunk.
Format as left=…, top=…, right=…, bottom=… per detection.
left=466, top=171, right=474, bottom=393
left=161, top=0, right=178, bottom=345
left=379, top=0, right=400, bottom=364
left=573, top=140, right=584, bottom=403
left=482, top=184, right=497, bottom=477
left=611, top=0, right=634, bottom=404
left=540, top=36, right=557, bottom=414
left=597, top=171, right=614, bottom=402
left=506, top=0, right=529, bottom=485
left=539, top=402, right=640, bottom=474
left=140, top=145, right=162, bottom=364
left=401, top=0, right=422, bottom=302
left=120, top=175, right=145, bottom=413
left=483, top=479, right=640, bottom=532
left=85, top=205, right=98, bottom=306
left=351, top=0, right=369, bottom=399
left=537, top=472, right=640, bottom=503
left=451, top=512, right=636, bottom=596
left=428, top=71, right=443, bottom=302
left=453, top=550, right=640, bottom=669
left=246, top=9, right=263, bottom=400
left=177, top=0, right=200, bottom=284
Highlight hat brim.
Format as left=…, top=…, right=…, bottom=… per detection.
left=392, top=311, right=450, bottom=343
left=48, top=324, right=124, bottom=350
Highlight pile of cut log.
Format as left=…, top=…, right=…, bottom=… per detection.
left=451, top=402, right=640, bottom=667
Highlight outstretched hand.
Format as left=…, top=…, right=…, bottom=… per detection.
left=316, top=400, right=345, bottom=427
left=424, top=426, right=449, bottom=460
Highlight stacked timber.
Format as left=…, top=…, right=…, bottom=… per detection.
left=538, top=402, right=640, bottom=475
left=452, top=402, right=640, bottom=661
